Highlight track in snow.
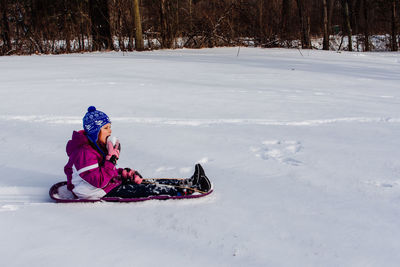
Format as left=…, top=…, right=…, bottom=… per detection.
left=0, top=115, right=398, bottom=127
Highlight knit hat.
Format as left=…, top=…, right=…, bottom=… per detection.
left=83, top=106, right=111, bottom=143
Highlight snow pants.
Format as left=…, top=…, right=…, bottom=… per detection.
left=105, top=181, right=181, bottom=198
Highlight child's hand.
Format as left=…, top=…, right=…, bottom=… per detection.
left=131, top=170, right=143, bottom=184
left=121, top=168, right=143, bottom=184
left=133, top=174, right=143, bottom=184
left=121, top=168, right=134, bottom=179
left=105, top=140, right=120, bottom=165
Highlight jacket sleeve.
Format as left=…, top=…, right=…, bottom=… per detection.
left=73, top=148, right=119, bottom=189
left=64, top=156, right=75, bottom=190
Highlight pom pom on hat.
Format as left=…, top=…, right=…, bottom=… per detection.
left=83, top=106, right=111, bottom=143
left=88, top=106, right=97, bottom=113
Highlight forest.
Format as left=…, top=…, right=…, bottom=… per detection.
left=0, top=0, right=399, bottom=55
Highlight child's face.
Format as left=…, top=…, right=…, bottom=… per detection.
left=98, top=123, right=112, bottom=145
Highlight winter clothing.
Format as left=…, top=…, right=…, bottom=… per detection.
left=133, top=174, right=143, bottom=184
left=121, top=169, right=143, bottom=184
left=64, top=130, right=121, bottom=199
left=63, top=106, right=187, bottom=200
left=83, top=106, right=111, bottom=144
left=105, top=139, right=120, bottom=165
left=82, top=106, right=111, bottom=161
left=105, top=182, right=180, bottom=198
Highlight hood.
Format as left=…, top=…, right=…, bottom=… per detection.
left=66, top=130, right=90, bottom=157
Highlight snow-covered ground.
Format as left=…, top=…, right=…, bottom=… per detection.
left=1, top=48, right=400, bottom=266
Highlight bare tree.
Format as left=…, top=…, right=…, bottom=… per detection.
left=2, top=0, right=400, bottom=55
left=160, top=0, right=172, bottom=48
left=188, top=0, right=193, bottom=33
left=322, top=0, right=330, bottom=50
left=280, top=0, right=291, bottom=41
left=341, top=0, right=353, bottom=51
left=391, top=0, right=398, bottom=51
left=363, top=0, right=370, bottom=51
left=89, top=0, right=113, bottom=51
left=62, top=0, right=73, bottom=53
left=328, top=0, right=336, bottom=32
left=133, top=0, right=144, bottom=51
left=0, top=0, right=11, bottom=54
left=296, top=0, right=311, bottom=49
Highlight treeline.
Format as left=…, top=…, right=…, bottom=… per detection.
left=0, top=0, right=399, bottom=55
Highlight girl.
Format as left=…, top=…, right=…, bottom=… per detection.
left=64, top=106, right=210, bottom=200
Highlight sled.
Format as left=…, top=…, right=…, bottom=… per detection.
left=49, top=179, right=213, bottom=203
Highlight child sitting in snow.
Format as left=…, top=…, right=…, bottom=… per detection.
left=64, top=106, right=198, bottom=200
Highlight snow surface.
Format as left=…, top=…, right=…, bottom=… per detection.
left=1, top=48, right=400, bottom=266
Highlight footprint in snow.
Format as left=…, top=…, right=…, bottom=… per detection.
left=251, top=140, right=303, bottom=166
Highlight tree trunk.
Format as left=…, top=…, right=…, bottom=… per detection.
left=391, top=0, right=398, bottom=51
left=78, top=1, right=86, bottom=52
left=281, top=0, right=291, bottom=40
left=160, top=0, right=168, bottom=48
left=296, top=0, right=311, bottom=49
left=322, top=0, right=330, bottom=50
left=159, top=0, right=173, bottom=48
left=63, top=0, right=71, bottom=53
left=258, top=0, right=264, bottom=44
left=176, top=0, right=179, bottom=46
left=133, top=0, right=144, bottom=51
left=30, top=0, right=40, bottom=53
left=189, top=0, right=193, bottom=34
left=328, top=0, right=335, bottom=32
left=353, top=0, right=362, bottom=35
left=89, top=0, right=113, bottom=51
left=342, top=0, right=353, bottom=51
left=117, top=7, right=124, bottom=51
left=0, top=0, right=11, bottom=54
left=363, top=0, right=370, bottom=51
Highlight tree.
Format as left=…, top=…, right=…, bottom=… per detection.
left=341, top=0, right=353, bottom=51
left=281, top=0, right=292, bottom=41
left=133, top=0, right=144, bottom=51
left=363, top=0, right=370, bottom=51
left=296, top=0, right=311, bottom=49
left=391, top=0, right=398, bottom=51
left=160, top=0, right=171, bottom=48
left=2, top=0, right=400, bottom=55
left=322, top=0, right=330, bottom=50
left=89, top=0, right=113, bottom=51
left=0, top=0, right=11, bottom=54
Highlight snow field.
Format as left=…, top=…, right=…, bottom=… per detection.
left=0, top=48, right=400, bottom=266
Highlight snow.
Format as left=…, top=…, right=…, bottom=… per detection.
left=0, top=47, right=400, bottom=266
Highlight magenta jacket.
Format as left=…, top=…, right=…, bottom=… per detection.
left=64, top=130, right=121, bottom=199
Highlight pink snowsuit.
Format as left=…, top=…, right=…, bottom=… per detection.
left=64, top=130, right=121, bottom=199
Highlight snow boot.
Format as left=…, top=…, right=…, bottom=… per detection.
left=187, top=164, right=211, bottom=192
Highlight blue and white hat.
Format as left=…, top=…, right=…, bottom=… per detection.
left=83, top=106, right=111, bottom=143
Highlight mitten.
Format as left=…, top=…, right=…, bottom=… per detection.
left=121, top=168, right=143, bottom=184
left=121, top=168, right=134, bottom=180
left=105, top=139, right=120, bottom=165
left=133, top=173, right=143, bottom=184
